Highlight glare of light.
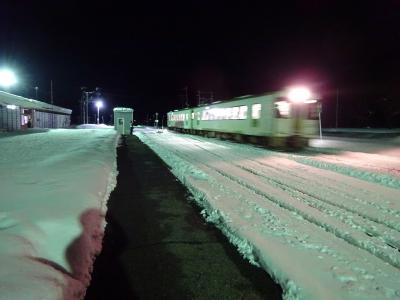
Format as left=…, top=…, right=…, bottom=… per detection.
left=304, top=99, right=317, bottom=103
left=6, top=104, right=17, bottom=109
left=95, top=100, right=103, bottom=108
left=0, top=69, right=17, bottom=88
left=288, top=87, right=311, bottom=102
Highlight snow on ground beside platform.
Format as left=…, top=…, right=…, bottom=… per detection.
left=76, top=124, right=113, bottom=129
left=135, top=128, right=400, bottom=300
left=0, top=127, right=118, bottom=300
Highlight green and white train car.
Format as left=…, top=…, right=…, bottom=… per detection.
left=167, top=88, right=320, bottom=148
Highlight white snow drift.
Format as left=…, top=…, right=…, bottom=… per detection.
left=0, top=126, right=118, bottom=300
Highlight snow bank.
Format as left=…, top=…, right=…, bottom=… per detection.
left=0, top=128, right=118, bottom=299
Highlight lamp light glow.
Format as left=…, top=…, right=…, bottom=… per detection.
left=95, top=100, right=103, bottom=124
left=95, top=100, right=103, bottom=108
left=0, top=69, right=17, bottom=88
left=288, top=87, right=311, bottom=102
left=6, top=104, right=17, bottom=110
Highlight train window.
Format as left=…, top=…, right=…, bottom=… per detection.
left=251, top=104, right=261, bottom=119
left=275, top=101, right=290, bottom=118
left=231, top=107, right=239, bottom=119
left=238, top=105, right=248, bottom=119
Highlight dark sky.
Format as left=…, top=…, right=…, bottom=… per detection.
left=1, top=1, right=400, bottom=126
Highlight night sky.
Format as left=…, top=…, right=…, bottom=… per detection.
left=1, top=1, right=400, bottom=127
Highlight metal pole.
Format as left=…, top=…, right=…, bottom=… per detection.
left=319, top=111, right=323, bottom=140
left=184, top=86, right=188, bottom=108
left=335, top=88, right=339, bottom=128
left=50, top=80, right=54, bottom=128
left=86, top=92, right=89, bottom=124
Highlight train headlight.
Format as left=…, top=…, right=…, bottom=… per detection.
left=288, top=87, right=311, bottom=103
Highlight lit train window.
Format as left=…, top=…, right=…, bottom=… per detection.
left=251, top=104, right=261, bottom=119
left=230, top=106, right=238, bottom=119
left=275, top=101, right=290, bottom=118
left=238, top=106, right=248, bottom=119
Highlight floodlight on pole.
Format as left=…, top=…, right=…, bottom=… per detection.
left=0, top=69, right=17, bottom=88
left=95, top=100, right=103, bottom=124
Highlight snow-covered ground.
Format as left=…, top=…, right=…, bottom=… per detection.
left=0, top=125, right=118, bottom=300
left=135, top=127, right=400, bottom=300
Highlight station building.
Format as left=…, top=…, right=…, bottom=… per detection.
left=0, top=91, right=72, bottom=131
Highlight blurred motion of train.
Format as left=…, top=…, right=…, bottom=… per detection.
left=167, top=87, right=320, bottom=149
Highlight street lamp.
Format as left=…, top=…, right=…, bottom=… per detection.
left=0, top=69, right=17, bottom=89
left=34, top=86, right=39, bottom=99
left=95, top=100, right=103, bottom=124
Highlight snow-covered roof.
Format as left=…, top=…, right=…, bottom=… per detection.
left=113, top=107, right=134, bottom=112
left=0, top=91, right=72, bottom=115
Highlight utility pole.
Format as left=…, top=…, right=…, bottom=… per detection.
left=50, top=80, right=53, bottom=105
left=184, top=86, right=189, bottom=108
left=50, top=80, right=54, bottom=127
left=335, top=88, right=339, bottom=128
left=197, top=90, right=214, bottom=106
left=155, top=112, right=159, bottom=128
left=85, top=91, right=89, bottom=124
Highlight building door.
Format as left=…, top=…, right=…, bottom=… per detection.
left=117, top=118, right=125, bottom=134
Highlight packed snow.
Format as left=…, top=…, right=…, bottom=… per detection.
left=135, top=127, right=400, bottom=300
left=0, top=125, right=118, bottom=300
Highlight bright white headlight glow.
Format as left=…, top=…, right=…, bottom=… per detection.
left=288, top=87, right=311, bottom=102
left=0, top=69, right=17, bottom=87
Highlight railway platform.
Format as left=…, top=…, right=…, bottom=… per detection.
left=85, top=135, right=282, bottom=299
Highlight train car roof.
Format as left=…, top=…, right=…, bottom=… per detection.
left=0, top=91, right=72, bottom=115
left=168, top=90, right=282, bottom=113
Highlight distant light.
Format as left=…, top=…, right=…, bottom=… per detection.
left=304, top=99, right=317, bottom=103
left=95, top=100, right=103, bottom=108
left=6, top=104, right=17, bottom=110
left=288, top=87, right=311, bottom=102
left=0, top=69, right=17, bottom=88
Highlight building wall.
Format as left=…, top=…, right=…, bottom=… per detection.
left=0, top=105, right=70, bottom=131
left=32, top=110, right=70, bottom=128
left=0, top=105, right=21, bottom=131
left=114, top=111, right=133, bottom=134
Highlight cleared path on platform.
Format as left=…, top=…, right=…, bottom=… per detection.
left=85, top=135, right=282, bottom=299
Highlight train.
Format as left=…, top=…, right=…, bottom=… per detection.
left=167, top=87, right=320, bottom=149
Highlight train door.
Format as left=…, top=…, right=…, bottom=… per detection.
left=189, top=110, right=194, bottom=130
left=291, top=103, right=304, bottom=135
